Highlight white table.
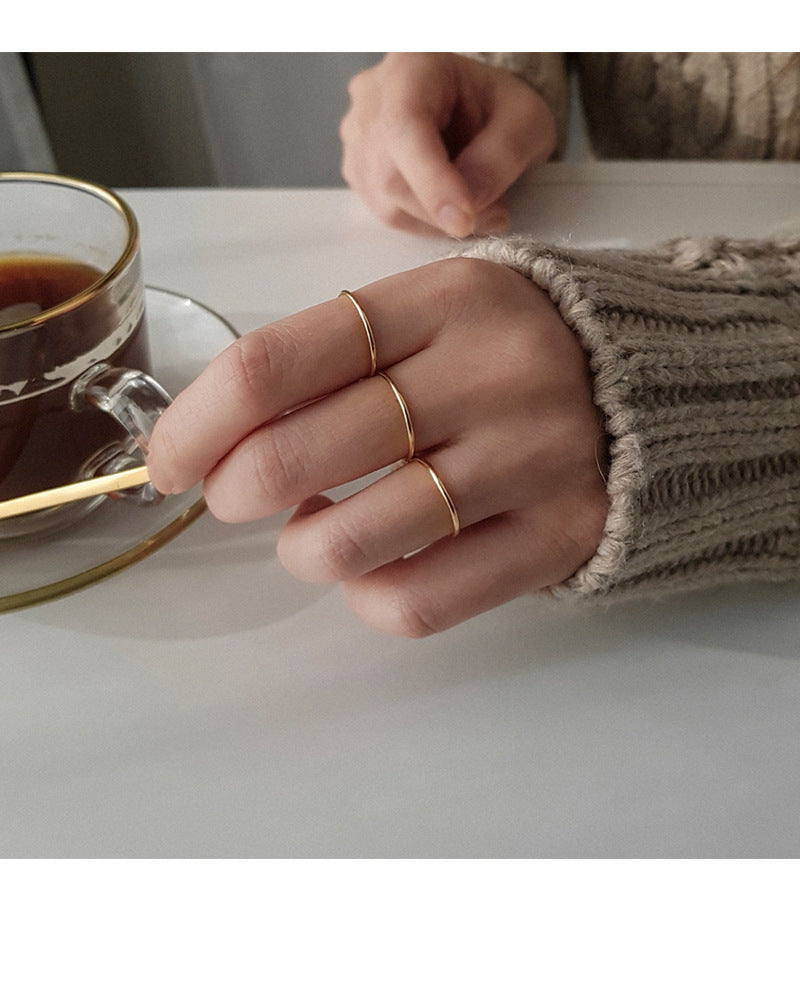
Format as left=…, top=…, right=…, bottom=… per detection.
left=3, top=163, right=800, bottom=858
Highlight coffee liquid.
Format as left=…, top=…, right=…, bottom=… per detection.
left=0, top=254, right=151, bottom=500
left=0, top=254, right=100, bottom=326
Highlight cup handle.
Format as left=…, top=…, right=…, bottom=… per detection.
left=70, top=362, right=172, bottom=505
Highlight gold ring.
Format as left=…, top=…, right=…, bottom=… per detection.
left=412, top=458, right=460, bottom=537
left=378, top=371, right=415, bottom=461
left=339, top=289, right=377, bottom=378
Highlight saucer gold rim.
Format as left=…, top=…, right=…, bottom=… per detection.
left=0, top=498, right=207, bottom=613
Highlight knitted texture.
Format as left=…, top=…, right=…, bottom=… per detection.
left=576, top=54, right=800, bottom=160
left=462, top=230, right=800, bottom=599
left=468, top=53, right=800, bottom=161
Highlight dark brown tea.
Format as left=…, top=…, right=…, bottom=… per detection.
left=0, top=252, right=152, bottom=505
left=0, top=254, right=101, bottom=328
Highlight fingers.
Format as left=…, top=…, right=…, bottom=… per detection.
left=194, top=262, right=542, bottom=524
left=340, top=52, right=557, bottom=238
left=387, top=119, right=476, bottom=237
left=455, top=86, right=557, bottom=213
left=147, top=263, right=451, bottom=496
left=388, top=121, right=518, bottom=237
left=335, top=471, right=608, bottom=638
left=146, top=254, right=610, bottom=637
left=275, top=409, right=608, bottom=591
left=277, top=428, right=608, bottom=637
left=330, top=501, right=600, bottom=638
left=276, top=457, right=463, bottom=584
left=342, top=121, right=475, bottom=238
left=201, top=371, right=433, bottom=522
left=195, top=307, right=496, bottom=524
left=343, top=515, right=550, bottom=637
left=340, top=54, right=476, bottom=237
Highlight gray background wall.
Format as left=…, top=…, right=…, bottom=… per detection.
left=25, top=53, right=383, bottom=188
left=5, top=52, right=588, bottom=189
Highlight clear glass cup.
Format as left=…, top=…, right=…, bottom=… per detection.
left=0, top=172, right=171, bottom=538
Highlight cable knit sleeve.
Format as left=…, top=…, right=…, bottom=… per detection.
left=464, top=53, right=570, bottom=157
left=461, top=230, right=800, bottom=600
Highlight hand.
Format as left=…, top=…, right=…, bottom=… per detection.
left=147, top=258, right=608, bottom=636
left=340, top=53, right=558, bottom=238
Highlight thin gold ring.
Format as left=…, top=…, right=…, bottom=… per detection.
left=412, top=458, right=460, bottom=537
left=378, top=371, right=415, bottom=461
left=339, top=289, right=377, bottom=378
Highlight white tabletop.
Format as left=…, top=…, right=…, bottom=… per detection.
left=3, top=162, right=800, bottom=858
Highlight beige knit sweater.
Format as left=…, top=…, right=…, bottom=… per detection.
left=474, top=53, right=800, bottom=160
left=456, top=54, right=800, bottom=599
left=462, top=230, right=800, bottom=599
left=459, top=54, right=800, bottom=599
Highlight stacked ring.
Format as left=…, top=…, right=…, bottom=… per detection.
left=411, top=458, right=460, bottom=538
left=339, top=289, right=377, bottom=378
left=378, top=371, right=415, bottom=461
left=338, top=289, right=459, bottom=542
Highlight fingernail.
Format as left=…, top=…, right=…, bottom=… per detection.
left=437, top=203, right=475, bottom=238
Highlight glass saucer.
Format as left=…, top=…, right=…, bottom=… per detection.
left=0, top=286, right=239, bottom=613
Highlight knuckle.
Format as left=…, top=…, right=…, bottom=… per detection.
left=340, top=148, right=361, bottom=190
left=224, top=334, right=270, bottom=401
left=494, top=324, right=544, bottom=390
left=201, top=426, right=308, bottom=523
left=381, top=103, right=412, bottom=139
left=376, top=166, right=407, bottom=200
left=344, top=580, right=441, bottom=638
left=443, top=255, right=497, bottom=296
left=339, top=107, right=365, bottom=148
left=386, top=593, right=441, bottom=638
left=315, top=518, right=371, bottom=582
left=222, top=328, right=295, bottom=414
left=523, top=92, right=559, bottom=156
left=432, top=256, right=500, bottom=325
left=251, top=426, right=309, bottom=511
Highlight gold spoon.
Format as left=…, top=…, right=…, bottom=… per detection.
left=0, top=465, right=152, bottom=520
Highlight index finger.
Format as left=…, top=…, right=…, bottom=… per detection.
left=146, top=263, right=450, bottom=495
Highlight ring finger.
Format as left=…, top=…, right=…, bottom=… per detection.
left=276, top=453, right=466, bottom=584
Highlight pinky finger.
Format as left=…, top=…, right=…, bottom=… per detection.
left=341, top=511, right=561, bottom=638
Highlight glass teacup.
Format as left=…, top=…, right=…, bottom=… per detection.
left=0, top=172, right=171, bottom=538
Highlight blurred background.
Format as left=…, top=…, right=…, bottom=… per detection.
left=1, top=53, right=383, bottom=187
left=2, top=52, right=590, bottom=188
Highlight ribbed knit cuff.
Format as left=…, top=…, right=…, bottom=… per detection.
left=461, top=230, right=800, bottom=599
